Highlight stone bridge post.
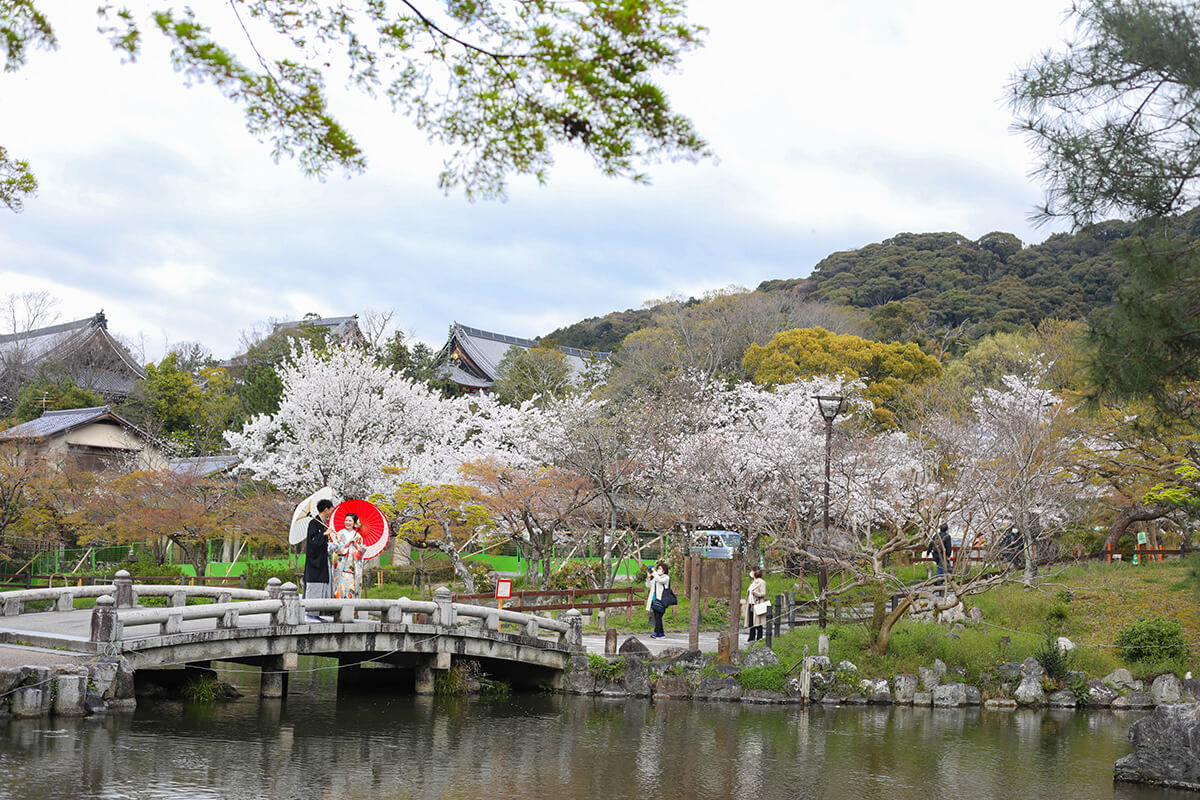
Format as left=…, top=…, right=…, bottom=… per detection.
left=564, top=609, right=583, bottom=652
left=113, top=570, right=135, bottom=609
left=433, top=587, right=456, bottom=627
left=89, top=595, right=121, bottom=642
left=275, top=582, right=302, bottom=626
left=266, top=577, right=282, bottom=600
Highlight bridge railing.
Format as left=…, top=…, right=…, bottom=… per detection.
left=1, top=570, right=271, bottom=616
left=90, top=584, right=583, bottom=651
left=2, top=583, right=117, bottom=615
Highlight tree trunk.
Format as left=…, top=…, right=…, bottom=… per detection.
left=1103, top=502, right=1175, bottom=551
left=871, top=595, right=913, bottom=655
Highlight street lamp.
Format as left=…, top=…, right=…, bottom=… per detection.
left=814, top=394, right=843, bottom=629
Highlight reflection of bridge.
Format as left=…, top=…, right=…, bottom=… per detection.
left=0, top=571, right=582, bottom=696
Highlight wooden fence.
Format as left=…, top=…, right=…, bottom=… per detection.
left=452, top=586, right=642, bottom=623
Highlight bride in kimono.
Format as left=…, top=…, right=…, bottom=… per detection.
left=331, top=512, right=366, bottom=600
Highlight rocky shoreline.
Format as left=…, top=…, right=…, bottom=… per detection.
left=561, top=636, right=1200, bottom=712
left=0, top=659, right=137, bottom=719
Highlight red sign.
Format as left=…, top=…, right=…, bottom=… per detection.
left=495, top=579, right=512, bottom=600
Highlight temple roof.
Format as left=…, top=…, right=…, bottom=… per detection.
left=0, top=312, right=144, bottom=397
left=440, top=322, right=611, bottom=389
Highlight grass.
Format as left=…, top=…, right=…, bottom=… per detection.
left=754, top=558, right=1200, bottom=683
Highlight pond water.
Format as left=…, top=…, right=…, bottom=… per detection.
left=0, top=660, right=1193, bottom=800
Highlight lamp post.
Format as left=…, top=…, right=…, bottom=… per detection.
left=814, top=394, right=843, bottom=629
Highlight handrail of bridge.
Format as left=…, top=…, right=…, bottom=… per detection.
left=93, top=585, right=582, bottom=651
left=1, top=583, right=117, bottom=615
left=0, top=574, right=271, bottom=616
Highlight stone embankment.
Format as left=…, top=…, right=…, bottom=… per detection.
left=0, top=659, right=137, bottom=719
left=562, top=636, right=1200, bottom=712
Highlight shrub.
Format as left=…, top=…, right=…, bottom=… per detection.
left=548, top=561, right=603, bottom=591
left=241, top=562, right=290, bottom=591
left=1034, top=633, right=1075, bottom=683
left=468, top=561, right=497, bottom=593
left=587, top=653, right=625, bottom=682
left=1116, top=618, right=1188, bottom=664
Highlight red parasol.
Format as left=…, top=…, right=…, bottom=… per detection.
left=331, top=499, right=390, bottom=560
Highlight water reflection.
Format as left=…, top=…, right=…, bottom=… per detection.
left=0, top=660, right=1193, bottom=800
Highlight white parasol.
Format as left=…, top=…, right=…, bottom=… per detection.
left=289, top=486, right=336, bottom=545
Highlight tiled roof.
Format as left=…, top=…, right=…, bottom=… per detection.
left=0, top=405, right=157, bottom=446
left=0, top=405, right=114, bottom=439
left=168, top=455, right=241, bottom=477
left=0, top=312, right=144, bottom=390
left=443, top=322, right=611, bottom=386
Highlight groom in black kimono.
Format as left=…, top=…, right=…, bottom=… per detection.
left=303, top=498, right=335, bottom=621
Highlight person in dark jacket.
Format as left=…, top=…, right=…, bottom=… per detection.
left=303, top=499, right=336, bottom=620
left=1000, top=525, right=1023, bottom=569
left=927, top=523, right=953, bottom=584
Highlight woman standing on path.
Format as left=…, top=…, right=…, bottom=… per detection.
left=645, top=562, right=671, bottom=639
left=746, top=568, right=768, bottom=642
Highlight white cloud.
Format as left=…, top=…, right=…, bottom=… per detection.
left=1, top=0, right=1081, bottom=362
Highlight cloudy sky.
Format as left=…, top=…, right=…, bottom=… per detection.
left=0, top=1, right=1078, bottom=362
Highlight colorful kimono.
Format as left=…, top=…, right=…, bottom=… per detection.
left=330, top=528, right=365, bottom=600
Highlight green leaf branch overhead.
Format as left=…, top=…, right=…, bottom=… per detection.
left=0, top=0, right=711, bottom=211
left=1011, top=0, right=1200, bottom=228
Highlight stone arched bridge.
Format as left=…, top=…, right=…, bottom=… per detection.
left=0, top=571, right=583, bottom=697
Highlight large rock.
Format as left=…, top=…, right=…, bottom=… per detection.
left=1087, top=679, right=1118, bottom=707
left=11, top=687, right=43, bottom=718
left=918, top=666, right=941, bottom=690
left=83, top=692, right=108, bottom=716
left=652, top=675, right=692, bottom=699
left=913, top=691, right=933, bottom=707
left=88, top=659, right=121, bottom=697
left=743, top=647, right=780, bottom=669
left=861, top=679, right=891, bottom=704
left=1047, top=690, right=1077, bottom=709
left=985, top=698, right=1017, bottom=710
left=965, top=686, right=982, bottom=706
left=933, top=683, right=968, bottom=707
left=1056, top=637, right=1075, bottom=653
left=667, top=650, right=708, bottom=673
left=1150, top=674, right=1183, bottom=705
left=561, top=655, right=595, bottom=695
left=693, top=677, right=742, bottom=702
left=805, top=655, right=831, bottom=671
left=598, top=683, right=629, bottom=699
left=892, top=674, right=918, bottom=705
left=836, top=660, right=859, bottom=675
left=623, top=657, right=651, bottom=698
left=1103, top=669, right=1138, bottom=692
left=618, top=637, right=650, bottom=656
left=1014, top=676, right=1046, bottom=706
left=0, top=667, right=26, bottom=697
left=1184, top=678, right=1200, bottom=701
left=1020, top=658, right=1045, bottom=679
left=996, top=662, right=1022, bottom=682
left=24, top=667, right=53, bottom=715
left=53, top=674, right=87, bottom=717
left=1113, top=702, right=1200, bottom=790
left=1112, top=692, right=1156, bottom=710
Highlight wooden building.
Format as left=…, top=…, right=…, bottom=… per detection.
left=437, top=322, right=611, bottom=392
left=0, top=311, right=144, bottom=402
left=0, top=405, right=168, bottom=472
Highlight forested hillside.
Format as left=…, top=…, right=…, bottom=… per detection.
left=545, top=210, right=1200, bottom=351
